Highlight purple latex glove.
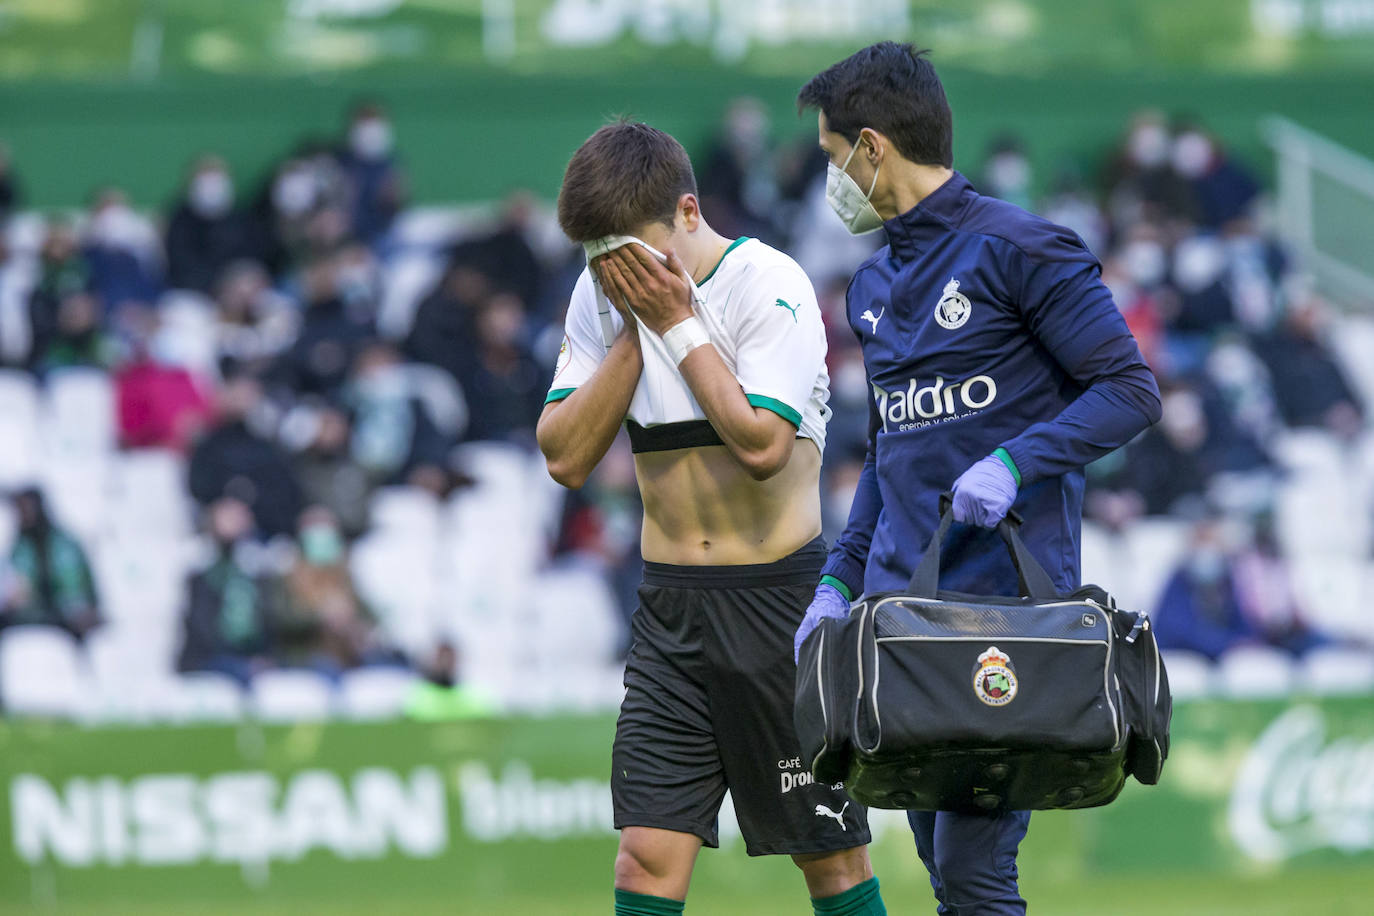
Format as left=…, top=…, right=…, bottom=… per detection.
left=794, top=584, right=850, bottom=663
left=951, top=454, right=1018, bottom=528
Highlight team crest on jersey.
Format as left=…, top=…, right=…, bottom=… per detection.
left=934, top=277, right=972, bottom=330
left=973, top=646, right=1018, bottom=707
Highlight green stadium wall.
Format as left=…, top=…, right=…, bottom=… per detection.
left=2, top=68, right=1373, bottom=212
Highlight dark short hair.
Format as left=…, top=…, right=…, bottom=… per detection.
left=797, top=42, right=953, bottom=168
left=557, top=121, right=698, bottom=242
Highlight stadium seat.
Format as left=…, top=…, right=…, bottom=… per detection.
left=1216, top=645, right=1297, bottom=698
left=1121, top=519, right=1190, bottom=613
left=377, top=251, right=444, bottom=339
left=338, top=666, right=419, bottom=719
left=368, top=486, right=442, bottom=537
left=161, top=672, right=245, bottom=722
left=154, top=291, right=219, bottom=375
left=42, top=368, right=115, bottom=461
left=40, top=456, right=110, bottom=544
left=1298, top=646, right=1374, bottom=695
left=350, top=529, right=441, bottom=659
left=1159, top=649, right=1215, bottom=700
left=0, top=625, right=93, bottom=718
left=109, top=449, right=193, bottom=539
left=0, top=369, right=41, bottom=487
left=250, top=669, right=336, bottom=722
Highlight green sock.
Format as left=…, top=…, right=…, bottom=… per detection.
left=812, top=876, right=886, bottom=916
left=614, top=887, right=685, bottom=915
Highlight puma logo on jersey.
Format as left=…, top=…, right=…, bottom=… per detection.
left=861, top=307, right=884, bottom=333
left=775, top=298, right=800, bottom=322
left=814, top=802, right=849, bottom=829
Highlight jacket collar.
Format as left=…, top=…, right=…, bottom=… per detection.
left=882, top=171, right=975, bottom=264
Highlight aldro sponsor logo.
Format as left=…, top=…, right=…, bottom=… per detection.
left=872, top=374, right=997, bottom=433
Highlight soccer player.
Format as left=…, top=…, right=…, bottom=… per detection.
left=537, top=122, right=887, bottom=916
left=793, top=44, right=1163, bottom=914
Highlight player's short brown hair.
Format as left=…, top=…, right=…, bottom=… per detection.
left=557, top=120, right=698, bottom=242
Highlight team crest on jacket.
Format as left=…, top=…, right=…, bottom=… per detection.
left=934, top=277, right=972, bottom=329
left=973, top=646, right=1018, bottom=706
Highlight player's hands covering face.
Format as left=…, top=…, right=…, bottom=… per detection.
left=594, top=245, right=694, bottom=336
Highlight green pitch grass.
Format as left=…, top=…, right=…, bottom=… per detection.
left=6, top=866, right=1368, bottom=916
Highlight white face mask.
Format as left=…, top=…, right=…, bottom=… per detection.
left=190, top=171, right=233, bottom=218
left=825, top=141, right=883, bottom=235
left=350, top=118, right=393, bottom=161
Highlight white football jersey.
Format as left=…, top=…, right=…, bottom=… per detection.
left=547, top=237, right=831, bottom=453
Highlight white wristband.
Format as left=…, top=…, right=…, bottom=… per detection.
left=662, top=315, right=710, bottom=366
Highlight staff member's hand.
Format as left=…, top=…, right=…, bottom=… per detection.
left=951, top=455, right=1018, bottom=527
left=794, top=584, right=851, bottom=663
left=597, top=244, right=694, bottom=336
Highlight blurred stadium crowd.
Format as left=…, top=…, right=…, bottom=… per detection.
left=1, top=99, right=1372, bottom=722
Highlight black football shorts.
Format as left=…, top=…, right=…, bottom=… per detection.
left=611, top=536, right=871, bottom=856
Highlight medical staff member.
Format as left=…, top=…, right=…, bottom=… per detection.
left=793, top=44, right=1162, bottom=915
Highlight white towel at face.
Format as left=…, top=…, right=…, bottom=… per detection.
left=550, top=237, right=831, bottom=452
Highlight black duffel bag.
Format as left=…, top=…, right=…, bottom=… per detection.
left=794, top=496, right=1170, bottom=814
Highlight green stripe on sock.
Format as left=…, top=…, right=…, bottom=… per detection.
left=812, top=876, right=886, bottom=916
left=615, top=888, right=685, bottom=915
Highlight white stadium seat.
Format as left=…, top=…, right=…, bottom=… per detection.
left=163, top=672, right=246, bottom=722
left=0, top=625, right=92, bottom=718
left=1298, top=646, right=1374, bottom=695
left=0, top=369, right=41, bottom=487
left=338, top=666, right=418, bottom=719
left=1216, top=645, right=1296, bottom=699
left=42, top=368, right=115, bottom=461
left=250, top=669, right=336, bottom=722
left=1159, top=649, right=1215, bottom=700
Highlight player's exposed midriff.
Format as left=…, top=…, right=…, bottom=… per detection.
left=634, top=438, right=822, bottom=566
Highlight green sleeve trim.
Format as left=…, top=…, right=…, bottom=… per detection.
left=993, top=447, right=1022, bottom=487
left=820, top=575, right=853, bottom=602
left=545, top=387, right=576, bottom=404
left=746, top=393, right=801, bottom=428
left=698, top=237, right=750, bottom=284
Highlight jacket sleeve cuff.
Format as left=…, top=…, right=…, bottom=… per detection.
left=999, top=440, right=1035, bottom=487
left=819, top=575, right=853, bottom=602
left=819, top=554, right=865, bottom=600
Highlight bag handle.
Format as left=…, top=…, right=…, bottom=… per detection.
left=906, top=492, right=1059, bottom=600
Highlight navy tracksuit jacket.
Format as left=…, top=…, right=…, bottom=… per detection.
left=819, top=171, right=1162, bottom=914
left=821, top=172, right=1162, bottom=600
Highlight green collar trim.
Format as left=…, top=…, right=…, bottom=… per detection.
left=698, top=237, right=750, bottom=285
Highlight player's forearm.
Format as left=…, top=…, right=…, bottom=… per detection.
left=536, top=331, right=642, bottom=489
left=677, top=344, right=794, bottom=480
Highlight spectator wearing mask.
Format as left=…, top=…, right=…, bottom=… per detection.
left=459, top=293, right=543, bottom=443
left=81, top=187, right=164, bottom=311
left=177, top=497, right=279, bottom=684
left=188, top=369, right=304, bottom=539
left=1231, top=515, right=1334, bottom=657
left=1169, top=122, right=1260, bottom=230
left=979, top=134, right=1033, bottom=212
left=1252, top=296, right=1364, bottom=439
left=286, top=404, right=373, bottom=539
left=32, top=290, right=116, bottom=375
left=214, top=259, right=298, bottom=374
left=697, top=96, right=778, bottom=242
left=336, top=103, right=406, bottom=246
left=277, top=505, right=398, bottom=676
left=113, top=305, right=215, bottom=452
left=276, top=248, right=376, bottom=400
left=404, top=260, right=491, bottom=385
left=344, top=341, right=451, bottom=485
left=27, top=220, right=91, bottom=369
left=1153, top=516, right=1253, bottom=660
left=2, top=488, right=101, bottom=640
left=165, top=156, right=263, bottom=294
